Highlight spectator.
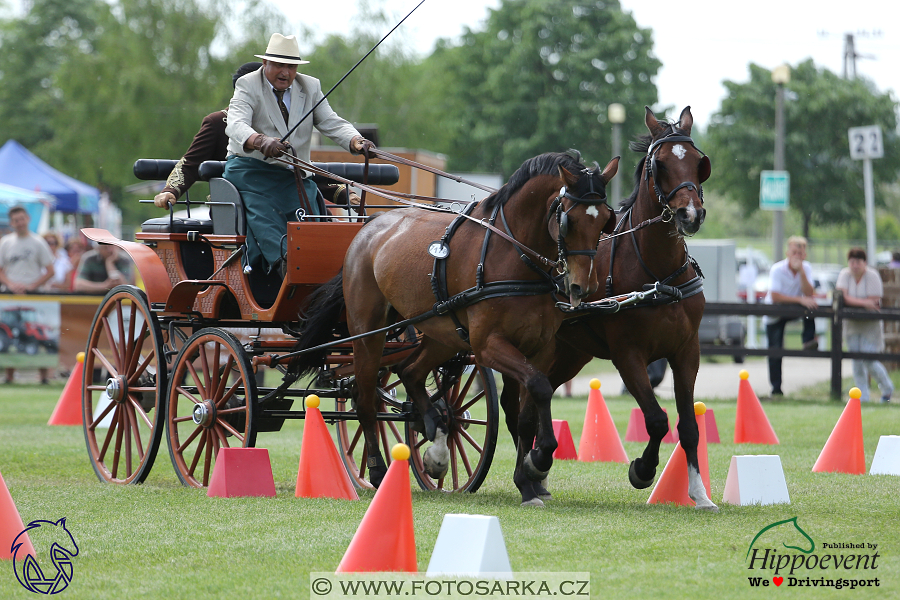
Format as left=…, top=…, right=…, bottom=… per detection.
left=889, top=251, right=900, bottom=269
left=836, top=248, right=893, bottom=403
left=73, top=244, right=133, bottom=293
left=0, top=206, right=55, bottom=384
left=64, top=239, right=86, bottom=292
left=43, top=232, right=73, bottom=291
left=763, top=236, right=818, bottom=397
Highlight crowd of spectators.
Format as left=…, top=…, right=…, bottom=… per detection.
left=0, top=207, right=133, bottom=295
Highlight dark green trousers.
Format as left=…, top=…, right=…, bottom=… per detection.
left=223, top=156, right=323, bottom=272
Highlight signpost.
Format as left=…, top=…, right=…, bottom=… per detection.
left=760, top=170, right=790, bottom=211
left=848, top=125, right=883, bottom=262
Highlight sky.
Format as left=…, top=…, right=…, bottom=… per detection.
left=270, top=0, right=900, bottom=129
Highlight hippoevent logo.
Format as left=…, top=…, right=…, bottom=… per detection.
left=11, top=518, right=79, bottom=594
left=745, top=517, right=880, bottom=590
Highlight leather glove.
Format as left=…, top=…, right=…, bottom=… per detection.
left=255, top=135, right=288, bottom=158
left=348, top=191, right=361, bottom=206
left=352, top=136, right=377, bottom=158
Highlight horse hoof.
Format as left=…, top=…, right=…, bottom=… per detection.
left=423, top=445, right=449, bottom=479
left=520, top=498, right=545, bottom=508
left=628, top=459, right=655, bottom=489
left=369, top=466, right=387, bottom=489
left=533, top=480, right=552, bottom=501
left=522, top=452, right=550, bottom=482
left=695, top=500, right=720, bottom=513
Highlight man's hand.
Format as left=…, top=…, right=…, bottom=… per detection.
left=351, top=136, right=376, bottom=157
left=348, top=191, right=361, bottom=206
left=799, top=296, right=819, bottom=310
left=8, top=282, right=28, bottom=294
left=154, top=191, right=176, bottom=208
left=256, top=135, right=288, bottom=158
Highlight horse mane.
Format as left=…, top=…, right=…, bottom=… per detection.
left=619, top=120, right=683, bottom=210
left=481, top=150, right=586, bottom=210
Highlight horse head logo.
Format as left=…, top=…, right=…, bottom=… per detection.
left=746, top=516, right=815, bottom=560
left=12, top=517, right=79, bottom=595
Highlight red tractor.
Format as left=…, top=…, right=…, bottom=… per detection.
left=0, top=306, right=58, bottom=355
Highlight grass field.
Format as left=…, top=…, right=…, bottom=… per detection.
left=0, top=378, right=898, bottom=599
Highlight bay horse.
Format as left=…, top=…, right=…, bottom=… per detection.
left=501, top=107, right=718, bottom=510
left=295, top=151, right=618, bottom=498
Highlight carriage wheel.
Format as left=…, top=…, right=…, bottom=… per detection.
left=165, top=328, right=257, bottom=487
left=334, top=370, right=407, bottom=490
left=82, top=285, right=166, bottom=484
left=407, top=362, right=498, bottom=493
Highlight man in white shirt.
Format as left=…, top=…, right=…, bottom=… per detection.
left=0, top=206, right=55, bottom=384
left=836, top=247, right=893, bottom=402
left=763, top=236, right=818, bottom=396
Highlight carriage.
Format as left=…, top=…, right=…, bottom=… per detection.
left=80, top=158, right=499, bottom=492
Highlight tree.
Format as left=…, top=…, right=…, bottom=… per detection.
left=705, top=60, right=900, bottom=238
left=421, top=0, right=661, bottom=176
left=0, top=0, right=104, bottom=149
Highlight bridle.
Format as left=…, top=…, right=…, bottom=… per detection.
left=547, top=167, right=612, bottom=274
left=643, top=129, right=710, bottom=220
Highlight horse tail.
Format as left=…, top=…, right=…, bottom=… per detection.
left=292, top=271, right=346, bottom=378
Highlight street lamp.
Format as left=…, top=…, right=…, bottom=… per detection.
left=608, top=103, right=626, bottom=205
left=771, top=64, right=790, bottom=261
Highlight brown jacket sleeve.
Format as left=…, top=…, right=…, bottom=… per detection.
left=163, top=110, right=229, bottom=199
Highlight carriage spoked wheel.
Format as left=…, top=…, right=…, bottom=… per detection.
left=334, top=361, right=498, bottom=493
left=407, top=362, right=498, bottom=493
left=165, top=328, right=257, bottom=487
left=334, top=370, right=406, bottom=491
left=82, top=285, right=166, bottom=484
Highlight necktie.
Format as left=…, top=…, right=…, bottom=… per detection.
left=273, top=89, right=289, bottom=126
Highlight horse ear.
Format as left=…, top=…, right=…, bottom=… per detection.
left=644, top=106, right=665, bottom=137
left=678, top=106, right=693, bottom=134
left=557, top=165, right=579, bottom=188
left=600, top=156, right=619, bottom=184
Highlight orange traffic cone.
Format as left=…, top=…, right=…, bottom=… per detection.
left=296, top=395, right=358, bottom=500
left=813, top=388, right=866, bottom=475
left=336, top=444, right=416, bottom=572
left=625, top=407, right=678, bottom=443
left=578, top=379, right=627, bottom=463
left=48, top=352, right=85, bottom=426
left=734, top=370, right=779, bottom=444
left=1, top=470, right=35, bottom=561
left=647, top=402, right=711, bottom=506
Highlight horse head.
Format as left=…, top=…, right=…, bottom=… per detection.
left=550, top=157, right=618, bottom=306
left=643, top=106, right=710, bottom=236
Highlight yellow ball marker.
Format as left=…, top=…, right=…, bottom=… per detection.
left=694, top=401, right=707, bottom=416
left=849, top=387, right=862, bottom=400
left=589, top=378, right=601, bottom=390
left=305, top=394, right=320, bottom=409
left=739, top=370, right=749, bottom=380
left=391, top=443, right=410, bottom=461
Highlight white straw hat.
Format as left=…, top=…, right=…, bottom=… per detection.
left=255, top=33, right=309, bottom=65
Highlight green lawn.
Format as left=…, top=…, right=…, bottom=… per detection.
left=0, top=381, right=897, bottom=599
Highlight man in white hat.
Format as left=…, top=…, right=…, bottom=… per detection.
left=223, top=33, right=374, bottom=273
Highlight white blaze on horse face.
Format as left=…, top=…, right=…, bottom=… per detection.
left=685, top=198, right=697, bottom=221
left=586, top=205, right=600, bottom=218
left=672, top=144, right=686, bottom=160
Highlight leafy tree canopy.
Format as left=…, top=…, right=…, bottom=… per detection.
left=705, top=60, right=899, bottom=237
left=422, top=0, right=661, bottom=176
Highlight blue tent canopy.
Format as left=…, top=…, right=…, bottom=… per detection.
left=0, top=140, right=99, bottom=214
